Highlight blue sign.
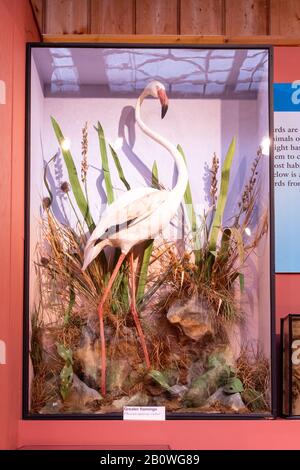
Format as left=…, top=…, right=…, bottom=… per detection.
left=274, top=82, right=300, bottom=273
left=274, top=82, right=300, bottom=112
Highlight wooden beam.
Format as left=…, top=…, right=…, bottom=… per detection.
left=42, top=34, right=300, bottom=45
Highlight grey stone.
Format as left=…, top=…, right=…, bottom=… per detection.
left=107, top=359, right=132, bottom=392
left=184, top=356, right=230, bottom=407
left=37, top=327, right=59, bottom=367
left=111, top=392, right=150, bottom=410
left=39, top=399, right=63, bottom=414
left=111, top=396, right=130, bottom=410
left=207, top=387, right=246, bottom=411
left=74, top=326, right=101, bottom=388
left=127, top=392, right=150, bottom=406
left=167, top=296, right=213, bottom=341
left=187, top=360, right=205, bottom=386
left=65, top=374, right=102, bottom=409
left=168, top=384, right=188, bottom=398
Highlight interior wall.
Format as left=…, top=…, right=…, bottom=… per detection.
left=0, top=0, right=39, bottom=450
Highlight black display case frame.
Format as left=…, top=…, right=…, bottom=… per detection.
left=23, top=42, right=276, bottom=420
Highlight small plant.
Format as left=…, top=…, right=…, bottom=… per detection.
left=56, top=342, right=73, bottom=401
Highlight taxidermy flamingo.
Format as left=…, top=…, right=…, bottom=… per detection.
left=82, top=80, right=188, bottom=396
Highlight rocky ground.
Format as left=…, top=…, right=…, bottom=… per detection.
left=30, top=294, right=270, bottom=416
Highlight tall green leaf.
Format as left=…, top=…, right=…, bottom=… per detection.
left=56, top=343, right=73, bottom=364
left=238, top=273, right=245, bottom=293
left=231, top=227, right=245, bottom=264
left=95, top=126, right=130, bottom=303
left=107, top=141, right=130, bottom=308
left=60, top=363, right=73, bottom=400
left=177, top=144, right=197, bottom=234
left=136, top=160, right=159, bottom=303
left=151, top=160, right=159, bottom=189
left=95, top=122, right=114, bottom=205
left=208, top=137, right=236, bottom=252
left=148, top=370, right=170, bottom=390
left=51, top=117, right=95, bottom=232
left=43, top=152, right=58, bottom=204
left=217, top=228, right=231, bottom=265
left=137, top=241, right=153, bottom=304
left=109, top=144, right=131, bottom=191
left=64, top=284, right=75, bottom=325
left=109, top=258, right=129, bottom=314
left=177, top=144, right=201, bottom=264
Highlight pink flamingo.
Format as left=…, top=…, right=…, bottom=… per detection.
left=82, top=80, right=188, bottom=396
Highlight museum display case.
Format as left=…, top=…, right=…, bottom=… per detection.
left=24, top=44, right=275, bottom=419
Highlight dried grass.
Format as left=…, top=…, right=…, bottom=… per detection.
left=55, top=317, right=83, bottom=350
left=30, top=365, right=58, bottom=413
left=39, top=211, right=104, bottom=311
left=236, top=345, right=270, bottom=411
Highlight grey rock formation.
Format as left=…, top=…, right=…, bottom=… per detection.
left=167, top=296, right=213, bottom=341
left=207, top=387, right=246, bottom=411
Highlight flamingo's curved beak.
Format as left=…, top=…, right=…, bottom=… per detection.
left=157, top=88, right=169, bottom=119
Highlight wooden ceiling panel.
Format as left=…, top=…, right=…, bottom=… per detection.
left=135, top=0, right=178, bottom=34
left=225, top=0, right=269, bottom=36
left=90, top=0, right=134, bottom=34
left=270, top=0, right=300, bottom=36
left=180, top=0, right=223, bottom=35
left=44, top=0, right=89, bottom=35
left=30, top=0, right=300, bottom=44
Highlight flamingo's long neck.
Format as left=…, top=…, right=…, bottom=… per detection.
left=135, top=92, right=188, bottom=204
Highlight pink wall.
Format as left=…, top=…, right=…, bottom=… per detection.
left=1, top=9, right=300, bottom=448
left=16, top=418, right=300, bottom=450
left=276, top=275, right=300, bottom=331
left=0, top=0, right=39, bottom=450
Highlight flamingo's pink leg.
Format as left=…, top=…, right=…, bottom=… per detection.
left=130, top=252, right=151, bottom=369
left=98, top=252, right=126, bottom=396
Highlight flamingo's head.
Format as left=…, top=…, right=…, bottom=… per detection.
left=146, top=80, right=169, bottom=119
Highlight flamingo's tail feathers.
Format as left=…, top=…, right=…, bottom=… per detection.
left=82, top=239, right=109, bottom=272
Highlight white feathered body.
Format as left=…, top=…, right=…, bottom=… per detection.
left=82, top=186, right=181, bottom=270
left=82, top=80, right=188, bottom=272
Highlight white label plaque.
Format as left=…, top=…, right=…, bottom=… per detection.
left=123, top=406, right=165, bottom=421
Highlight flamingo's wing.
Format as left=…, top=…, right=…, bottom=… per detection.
left=85, top=187, right=161, bottom=249
left=82, top=187, right=168, bottom=270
